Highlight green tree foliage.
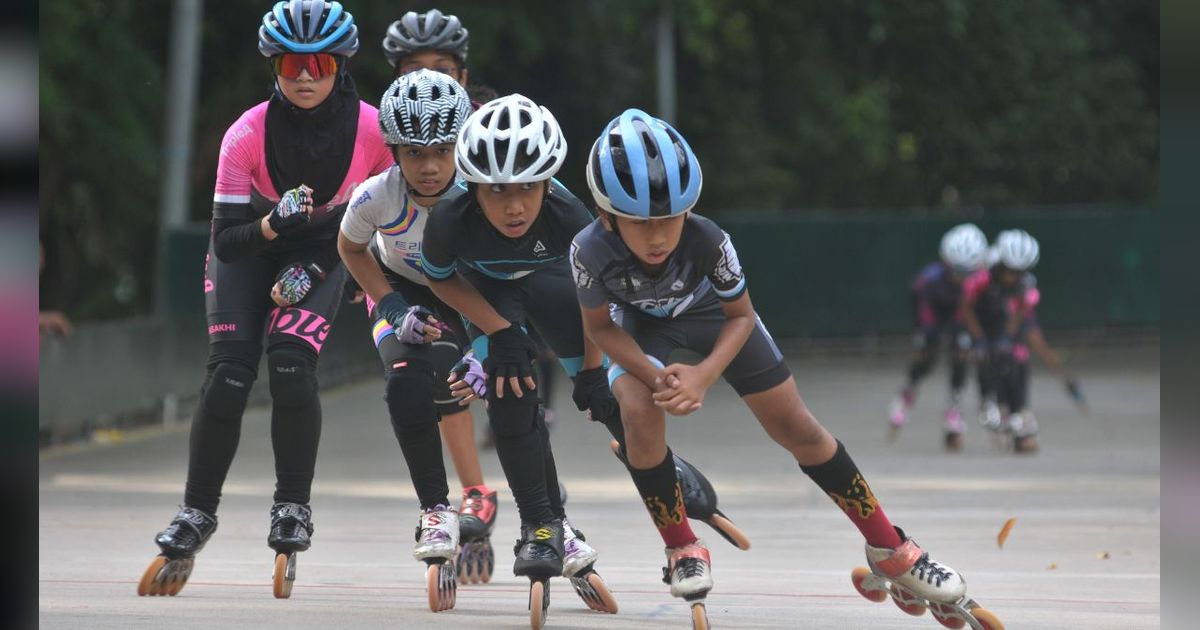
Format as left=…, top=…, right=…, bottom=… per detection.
left=39, top=0, right=1158, bottom=320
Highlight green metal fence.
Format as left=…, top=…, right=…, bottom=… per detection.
left=710, top=206, right=1158, bottom=338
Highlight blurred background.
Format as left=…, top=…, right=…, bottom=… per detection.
left=37, top=0, right=1159, bottom=443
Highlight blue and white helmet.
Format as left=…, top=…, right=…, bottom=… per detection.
left=992, top=229, right=1040, bottom=271
left=587, top=108, right=702, bottom=219
left=938, top=223, right=989, bottom=273
left=259, top=0, right=360, bottom=57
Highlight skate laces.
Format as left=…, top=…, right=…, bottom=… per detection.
left=668, top=543, right=710, bottom=582
left=910, top=552, right=954, bottom=586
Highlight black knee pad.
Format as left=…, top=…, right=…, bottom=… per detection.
left=202, top=362, right=256, bottom=419
left=385, top=359, right=439, bottom=433
left=487, top=389, right=539, bottom=438
left=267, top=349, right=318, bottom=408
left=426, top=339, right=465, bottom=417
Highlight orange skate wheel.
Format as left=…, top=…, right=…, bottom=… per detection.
left=850, top=567, right=888, bottom=602
left=892, top=596, right=927, bottom=616
left=138, top=556, right=168, bottom=596
left=932, top=608, right=966, bottom=629
left=426, top=563, right=455, bottom=612
left=707, top=513, right=752, bottom=550
left=576, top=572, right=619, bottom=613
left=273, top=552, right=295, bottom=599
left=691, top=602, right=710, bottom=630
left=971, top=607, right=1004, bottom=630
left=529, top=580, right=547, bottom=629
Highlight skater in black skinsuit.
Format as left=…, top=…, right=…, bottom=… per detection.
left=138, top=1, right=393, bottom=598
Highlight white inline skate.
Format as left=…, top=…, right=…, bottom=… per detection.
left=851, top=528, right=1003, bottom=629
left=664, top=539, right=714, bottom=630
left=414, top=504, right=459, bottom=612
left=561, top=517, right=618, bottom=614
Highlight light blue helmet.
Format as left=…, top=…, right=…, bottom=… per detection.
left=259, top=0, right=360, bottom=57
left=586, top=109, right=702, bottom=219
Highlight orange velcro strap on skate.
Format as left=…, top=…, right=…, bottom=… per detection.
left=875, top=539, right=923, bottom=577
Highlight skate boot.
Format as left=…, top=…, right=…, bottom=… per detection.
left=514, top=520, right=565, bottom=629
left=414, top=504, right=459, bottom=612
left=456, top=485, right=497, bottom=584
left=943, top=404, right=966, bottom=452
left=610, top=440, right=751, bottom=550
left=138, top=506, right=217, bottom=596
left=267, top=502, right=313, bottom=599
left=888, top=389, right=915, bottom=442
left=1007, top=411, right=1039, bottom=454
left=561, top=518, right=618, bottom=613
left=978, top=399, right=1002, bottom=432
left=663, top=540, right=714, bottom=630
left=850, top=527, right=1004, bottom=630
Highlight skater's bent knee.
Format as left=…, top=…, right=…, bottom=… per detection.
left=203, top=362, right=256, bottom=419
left=267, top=349, right=318, bottom=407
left=487, top=391, right=538, bottom=438
left=386, top=361, right=438, bottom=428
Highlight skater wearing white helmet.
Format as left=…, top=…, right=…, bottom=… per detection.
left=888, top=222, right=990, bottom=450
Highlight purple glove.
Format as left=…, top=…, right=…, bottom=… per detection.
left=393, top=305, right=437, bottom=344
left=449, top=351, right=488, bottom=402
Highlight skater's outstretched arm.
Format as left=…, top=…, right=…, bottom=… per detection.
left=1025, top=327, right=1064, bottom=376
left=652, top=291, right=755, bottom=416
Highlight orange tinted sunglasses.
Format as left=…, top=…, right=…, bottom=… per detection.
left=271, top=53, right=340, bottom=80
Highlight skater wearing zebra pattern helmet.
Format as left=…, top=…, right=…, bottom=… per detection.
left=572, top=108, right=1004, bottom=630
left=337, top=68, right=479, bottom=611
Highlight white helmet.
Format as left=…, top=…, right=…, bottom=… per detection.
left=993, top=229, right=1040, bottom=270
left=378, top=69, right=472, bottom=146
left=455, top=94, right=567, bottom=184
left=938, top=223, right=989, bottom=273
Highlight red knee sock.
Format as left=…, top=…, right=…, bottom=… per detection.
left=800, top=441, right=903, bottom=549
left=628, top=449, right=698, bottom=548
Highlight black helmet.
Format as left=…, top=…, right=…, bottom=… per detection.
left=259, top=0, right=360, bottom=58
left=382, top=8, right=469, bottom=67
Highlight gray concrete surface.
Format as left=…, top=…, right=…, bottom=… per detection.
left=40, top=342, right=1160, bottom=629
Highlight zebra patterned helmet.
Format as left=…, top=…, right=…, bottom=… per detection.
left=455, top=94, right=567, bottom=184
left=378, top=69, right=472, bottom=146
left=382, top=8, right=469, bottom=67
left=258, top=0, right=359, bottom=57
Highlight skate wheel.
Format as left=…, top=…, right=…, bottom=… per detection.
left=272, top=552, right=296, bottom=599
left=456, top=547, right=473, bottom=585
left=690, top=602, right=710, bottom=630
left=137, top=556, right=168, bottom=596
left=707, top=512, right=751, bottom=550
left=931, top=605, right=967, bottom=629
left=164, top=559, right=192, bottom=596
left=850, top=567, right=888, bottom=603
left=528, top=579, right=548, bottom=630
left=138, top=555, right=193, bottom=596
left=892, top=595, right=926, bottom=614
left=426, top=562, right=457, bottom=612
left=971, top=607, right=1004, bottom=630
left=481, top=544, right=494, bottom=584
left=570, top=571, right=619, bottom=614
